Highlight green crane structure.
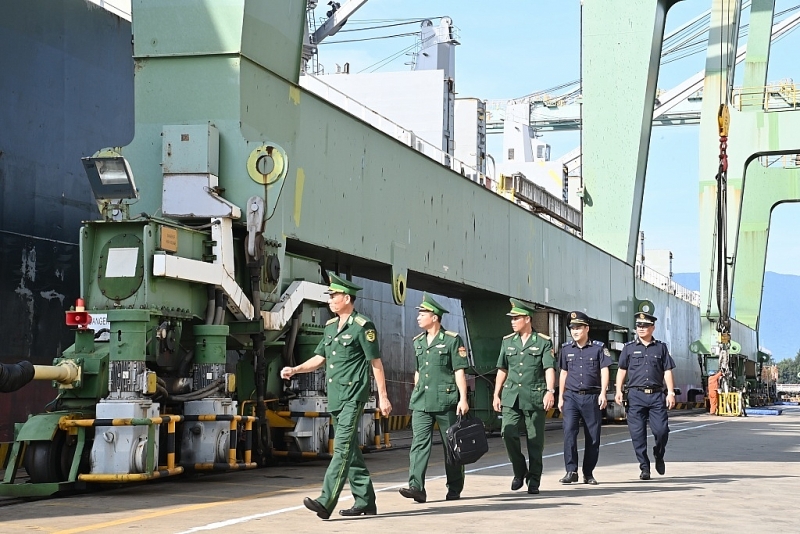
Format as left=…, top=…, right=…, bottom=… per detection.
left=1, top=0, right=783, bottom=496
left=582, top=0, right=798, bottom=406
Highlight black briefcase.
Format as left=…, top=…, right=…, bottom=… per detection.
left=445, top=415, right=489, bottom=466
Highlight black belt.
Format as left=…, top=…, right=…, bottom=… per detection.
left=569, top=389, right=600, bottom=395
left=630, top=387, right=662, bottom=394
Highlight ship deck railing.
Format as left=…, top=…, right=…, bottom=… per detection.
left=301, top=73, right=489, bottom=184
left=635, top=262, right=701, bottom=307
left=733, top=80, right=798, bottom=112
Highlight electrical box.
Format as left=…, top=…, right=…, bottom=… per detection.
left=162, top=123, right=219, bottom=176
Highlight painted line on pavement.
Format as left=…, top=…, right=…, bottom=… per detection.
left=176, top=419, right=729, bottom=533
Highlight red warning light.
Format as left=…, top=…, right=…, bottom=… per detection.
left=66, top=298, right=92, bottom=328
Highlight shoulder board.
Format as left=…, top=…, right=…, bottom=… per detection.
left=562, top=341, right=572, bottom=347
left=444, top=330, right=458, bottom=337
left=592, top=340, right=604, bottom=346
left=624, top=340, right=635, bottom=345
left=412, top=332, right=425, bottom=341
left=325, top=317, right=337, bottom=326
left=538, top=333, right=551, bottom=340
left=354, top=315, right=368, bottom=326
left=503, top=333, right=515, bottom=339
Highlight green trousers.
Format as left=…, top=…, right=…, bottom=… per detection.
left=318, top=400, right=375, bottom=512
left=408, top=409, right=465, bottom=495
left=501, top=403, right=546, bottom=489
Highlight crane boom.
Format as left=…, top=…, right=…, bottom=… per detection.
left=311, top=0, right=370, bottom=44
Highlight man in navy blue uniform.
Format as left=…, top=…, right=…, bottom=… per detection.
left=614, top=311, right=676, bottom=480
left=557, top=311, right=611, bottom=485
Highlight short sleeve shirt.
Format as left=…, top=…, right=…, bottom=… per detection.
left=558, top=339, right=612, bottom=391
left=313, top=311, right=380, bottom=411
left=496, top=331, right=556, bottom=410
left=618, top=338, right=675, bottom=388
left=409, top=329, right=469, bottom=412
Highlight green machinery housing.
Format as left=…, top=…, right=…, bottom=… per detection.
left=2, top=0, right=791, bottom=497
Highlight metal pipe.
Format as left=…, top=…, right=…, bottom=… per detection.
left=33, top=362, right=80, bottom=385
left=167, top=418, right=177, bottom=469
left=228, top=419, right=237, bottom=464
left=283, top=315, right=301, bottom=366
left=79, top=467, right=183, bottom=483
left=205, top=285, right=216, bottom=325
left=244, top=418, right=253, bottom=464
left=373, top=411, right=381, bottom=448
left=213, top=289, right=225, bottom=325
left=60, top=415, right=184, bottom=428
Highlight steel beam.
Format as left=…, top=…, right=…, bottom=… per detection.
left=118, top=0, right=636, bottom=330
left=581, top=0, right=683, bottom=264
left=699, top=0, right=800, bottom=353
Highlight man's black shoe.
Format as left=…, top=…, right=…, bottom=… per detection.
left=339, top=505, right=377, bottom=517
left=583, top=476, right=599, bottom=485
left=639, top=470, right=651, bottom=480
left=527, top=486, right=540, bottom=494
left=559, top=471, right=578, bottom=484
left=511, top=477, right=525, bottom=491
left=445, top=491, right=461, bottom=501
left=303, top=497, right=331, bottom=520
left=399, top=486, right=427, bottom=503
left=655, top=457, right=666, bottom=475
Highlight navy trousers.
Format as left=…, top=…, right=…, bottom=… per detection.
left=625, top=389, right=669, bottom=472
left=562, top=390, right=602, bottom=476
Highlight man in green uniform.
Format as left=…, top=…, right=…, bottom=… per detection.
left=280, top=272, right=392, bottom=519
left=493, top=298, right=556, bottom=495
left=399, top=293, right=470, bottom=503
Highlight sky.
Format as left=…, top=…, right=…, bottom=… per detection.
left=310, top=0, right=800, bottom=276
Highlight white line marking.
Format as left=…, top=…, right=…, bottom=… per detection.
left=175, top=420, right=729, bottom=533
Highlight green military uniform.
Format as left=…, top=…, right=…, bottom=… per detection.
left=312, top=275, right=381, bottom=515
left=406, top=294, right=469, bottom=497
left=497, top=299, right=556, bottom=491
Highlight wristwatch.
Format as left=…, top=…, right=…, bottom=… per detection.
left=667, top=391, right=675, bottom=396
left=546, top=388, right=555, bottom=394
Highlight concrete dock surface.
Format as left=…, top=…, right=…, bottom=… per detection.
left=1, top=406, right=798, bottom=533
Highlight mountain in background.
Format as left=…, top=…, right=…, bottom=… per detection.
left=672, top=271, right=798, bottom=362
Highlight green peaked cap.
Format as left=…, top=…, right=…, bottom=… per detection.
left=325, top=272, right=362, bottom=296
left=507, top=298, right=535, bottom=316
left=416, top=293, right=449, bottom=316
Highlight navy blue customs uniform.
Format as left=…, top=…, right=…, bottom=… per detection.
left=557, top=329, right=611, bottom=483
left=615, top=312, right=677, bottom=479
